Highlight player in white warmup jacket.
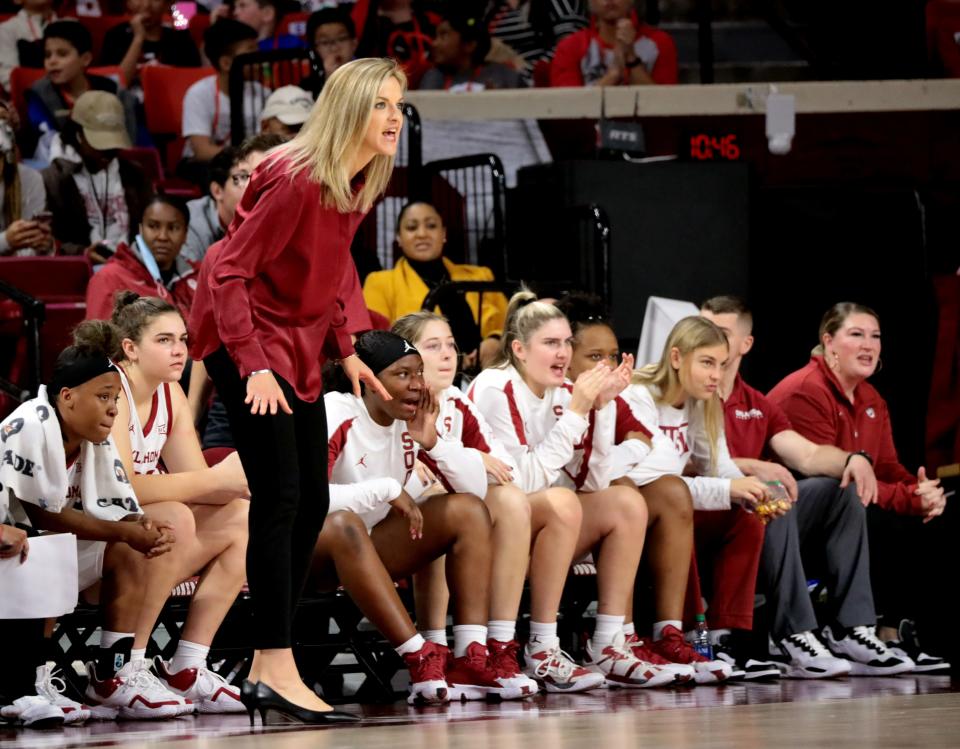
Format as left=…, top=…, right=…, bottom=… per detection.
left=312, top=330, right=530, bottom=704
left=467, top=291, right=679, bottom=691
left=614, top=315, right=788, bottom=683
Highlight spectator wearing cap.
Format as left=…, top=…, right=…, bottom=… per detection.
left=550, top=0, right=677, bottom=86
left=0, top=0, right=57, bottom=93
left=418, top=8, right=525, bottom=91
left=26, top=20, right=141, bottom=158
left=40, top=90, right=151, bottom=262
left=259, top=85, right=312, bottom=138
left=232, top=0, right=304, bottom=51
left=100, top=0, right=201, bottom=91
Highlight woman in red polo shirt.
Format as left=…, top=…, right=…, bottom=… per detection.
left=189, top=58, right=405, bottom=725
left=768, top=302, right=948, bottom=670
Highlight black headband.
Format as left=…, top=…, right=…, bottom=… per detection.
left=49, top=355, right=119, bottom=394
left=356, top=334, right=420, bottom=376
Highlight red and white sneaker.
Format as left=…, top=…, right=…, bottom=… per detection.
left=523, top=641, right=605, bottom=693
left=153, top=658, right=244, bottom=714
left=584, top=632, right=677, bottom=689
left=487, top=639, right=539, bottom=697
left=647, top=625, right=733, bottom=685
left=34, top=664, right=91, bottom=724
left=624, top=633, right=696, bottom=684
left=447, top=642, right=527, bottom=701
left=403, top=640, right=450, bottom=705
left=84, top=660, right=190, bottom=720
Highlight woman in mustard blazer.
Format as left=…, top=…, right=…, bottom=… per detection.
left=363, top=201, right=508, bottom=369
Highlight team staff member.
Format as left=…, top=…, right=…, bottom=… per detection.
left=190, top=58, right=405, bottom=726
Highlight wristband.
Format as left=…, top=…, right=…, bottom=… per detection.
left=845, top=450, right=873, bottom=467
left=625, top=57, right=643, bottom=69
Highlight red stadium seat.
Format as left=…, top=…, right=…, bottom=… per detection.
left=188, top=12, right=211, bottom=52
left=74, top=14, right=130, bottom=62
left=0, top=257, right=92, bottom=417
left=141, top=65, right=211, bottom=172
left=8, top=67, right=45, bottom=120
left=120, top=146, right=202, bottom=198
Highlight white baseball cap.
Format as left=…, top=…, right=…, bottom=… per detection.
left=260, top=86, right=314, bottom=127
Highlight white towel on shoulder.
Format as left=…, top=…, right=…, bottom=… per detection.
left=0, top=386, right=142, bottom=521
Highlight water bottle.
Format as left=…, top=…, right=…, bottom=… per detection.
left=693, top=614, right=713, bottom=659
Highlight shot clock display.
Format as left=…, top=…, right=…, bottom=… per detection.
left=687, top=133, right=741, bottom=161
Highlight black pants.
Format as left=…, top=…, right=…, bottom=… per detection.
left=204, top=347, right=329, bottom=650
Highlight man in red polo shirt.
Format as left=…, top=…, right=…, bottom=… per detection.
left=700, top=296, right=916, bottom=678
left=550, top=0, right=677, bottom=87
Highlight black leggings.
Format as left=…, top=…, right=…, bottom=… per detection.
left=204, top=347, right=329, bottom=650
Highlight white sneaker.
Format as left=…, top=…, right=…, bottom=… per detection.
left=584, top=632, right=677, bottom=689
left=153, top=658, right=244, bottom=714
left=0, top=695, right=65, bottom=728
left=776, top=631, right=853, bottom=679
left=85, top=660, right=190, bottom=720
left=34, top=664, right=91, bottom=724
left=822, top=625, right=915, bottom=676
left=523, top=640, right=605, bottom=693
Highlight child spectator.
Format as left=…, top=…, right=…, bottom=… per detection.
left=100, top=0, right=202, bottom=90
left=180, top=19, right=261, bottom=165
left=354, top=0, right=434, bottom=84
left=0, top=0, right=57, bottom=93
left=232, top=0, right=304, bottom=51
left=300, top=6, right=357, bottom=93
left=27, top=21, right=140, bottom=154
left=259, top=85, right=312, bottom=138
left=419, top=8, right=524, bottom=91
left=85, top=194, right=198, bottom=322
left=550, top=0, right=677, bottom=86
left=40, top=91, right=151, bottom=261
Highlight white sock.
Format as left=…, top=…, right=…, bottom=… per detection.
left=528, top=621, right=559, bottom=652
left=593, top=614, right=624, bottom=648
left=100, top=631, right=134, bottom=649
left=653, top=620, right=682, bottom=641
left=487, top=620, right=516, bottom=643
left=422, top=629, right=447, bottom=646
left=708, top=628, right=731, bottom=646
left=170, top=640, right=210, bottom=672
left=452, top=625, right=487, bottom=658
left=395, top=634, right=426, bottom=657
left=622, top=622, right=636, bottom=637
left=129, top=648, right=147, bottom=666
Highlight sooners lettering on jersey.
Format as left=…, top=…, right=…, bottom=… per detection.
left=119, top=370, right=173, bottom=476
left=660, top=423, right=690, bottom=454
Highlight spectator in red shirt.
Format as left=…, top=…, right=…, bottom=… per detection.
left=768, top=302, right=950, bottom=671
left=701, top=296, right=918, bottom=678
left=549, top=0, right=677, bottom=87
left=85, top=194, right=198, bottom=325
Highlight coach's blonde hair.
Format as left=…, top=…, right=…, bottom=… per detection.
left=276, top=58, right=406, bottom=213
left=490, top=288, right=568, bottom=372
left=631, top=316, right=729, bottom=475
left=391, top=310, right=449, bottom=344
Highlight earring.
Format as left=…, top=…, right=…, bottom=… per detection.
left=875, top=357, right=883, bottom=373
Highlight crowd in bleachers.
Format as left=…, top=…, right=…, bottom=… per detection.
left=0, top=0, right=955, bottom=732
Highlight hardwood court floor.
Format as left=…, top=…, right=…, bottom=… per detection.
left=2, top=676, right=958, bottom=749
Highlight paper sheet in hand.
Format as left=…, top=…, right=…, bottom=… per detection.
left=0, top=534, right=78, bottom=618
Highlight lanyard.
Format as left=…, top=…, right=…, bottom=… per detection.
left=87, top=168, right=111, bottom=242
left=25, top=12, right=42, bottom=41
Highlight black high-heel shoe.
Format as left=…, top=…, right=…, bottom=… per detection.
left=253, top=682, right=361, bottom=726
left=240, top=680, right=259, bottom=726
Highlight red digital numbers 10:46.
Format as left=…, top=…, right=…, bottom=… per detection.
left=689, top=134, right=740, bottom=161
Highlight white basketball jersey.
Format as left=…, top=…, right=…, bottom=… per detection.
left=119, top=370, right=172, bottom=475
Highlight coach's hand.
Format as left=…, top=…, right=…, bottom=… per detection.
left=341, top=354, right=392, bottom=401
left=246, top=370, right=292, bottom=415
